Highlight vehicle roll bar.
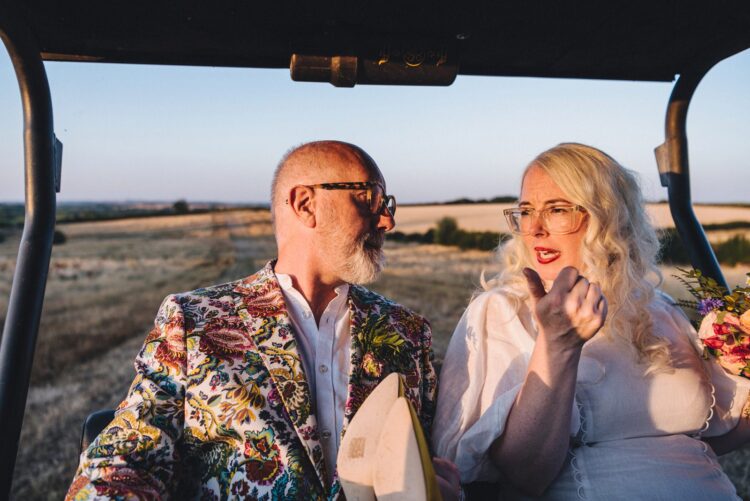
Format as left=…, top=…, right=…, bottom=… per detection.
left=655, top=68, right=728, bottom=291
left=0, top=9, right=60, bottom=499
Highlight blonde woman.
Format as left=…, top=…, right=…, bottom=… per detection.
left=432, top=143, right=750, bottom=499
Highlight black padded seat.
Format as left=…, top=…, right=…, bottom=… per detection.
left=79, top=409, right=115, bottom=455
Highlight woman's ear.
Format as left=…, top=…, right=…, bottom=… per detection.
left=287, top=185, right=317, bottom=228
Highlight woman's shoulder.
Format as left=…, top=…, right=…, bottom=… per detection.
left=466, top=288, right=523, bottom=320
left=650, top=289, right=692, bottom=324
left=458, top=288, right=535, bottom=345
left=647, top=289, right=702, bottom=350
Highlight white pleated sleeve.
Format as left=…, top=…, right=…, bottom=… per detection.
left=431, top=290, right=580, bottom=483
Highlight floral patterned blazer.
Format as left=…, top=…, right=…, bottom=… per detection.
left=67, top=261, right=437, bottom=500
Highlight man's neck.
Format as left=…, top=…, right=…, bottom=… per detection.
left=274, top=257, right=346, bottom=323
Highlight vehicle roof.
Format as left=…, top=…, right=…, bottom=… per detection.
left=11, top=0, right=750, bottom=81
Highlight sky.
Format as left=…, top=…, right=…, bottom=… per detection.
left=1, top=49, right=748, bottom=205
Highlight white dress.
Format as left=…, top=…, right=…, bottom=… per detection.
left=432, top=290, right=750, bottom=500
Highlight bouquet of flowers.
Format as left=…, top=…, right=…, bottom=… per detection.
left=676, top=268, right=750, bottom=378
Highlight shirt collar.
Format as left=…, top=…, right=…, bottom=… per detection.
left=275, top=272, right=350, bottom=297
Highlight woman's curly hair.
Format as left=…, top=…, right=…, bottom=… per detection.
left=483, top=143, right=671, bottom=372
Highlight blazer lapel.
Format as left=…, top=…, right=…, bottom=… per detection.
left=233, top=262, right=327, bottom=489
left=340, top=285, right=392, bottom=434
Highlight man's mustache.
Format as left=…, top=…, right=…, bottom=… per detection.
left=364, top=232, right=385, bottom=249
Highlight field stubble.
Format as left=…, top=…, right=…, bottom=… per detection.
left=1, top=210, right=749, bottom=498
left=2, top=211, right=276, bottom=500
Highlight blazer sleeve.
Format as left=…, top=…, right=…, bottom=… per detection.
left=418, top=318, right=439, bottom=440
left=66, top=295, right=188, bottom=500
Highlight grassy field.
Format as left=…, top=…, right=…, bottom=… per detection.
left=1, top=211, right=276, bottom=500
left=1, top=208, right=749, bottom=499
left=395, top=202, right=750, bottom=235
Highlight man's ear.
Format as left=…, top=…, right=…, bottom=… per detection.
left=287, top=185, right=317, bottom=228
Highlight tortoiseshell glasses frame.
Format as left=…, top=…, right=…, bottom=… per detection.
left=303, top=181, right=396, bottom=217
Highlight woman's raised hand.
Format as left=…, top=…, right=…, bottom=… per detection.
left=523, top=266, right=608, bottom=351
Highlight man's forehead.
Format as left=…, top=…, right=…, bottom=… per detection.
left=286, top=146, right=384, bottom=185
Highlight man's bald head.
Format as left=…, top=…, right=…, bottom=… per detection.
left=270, top=141, right=382, bottom=219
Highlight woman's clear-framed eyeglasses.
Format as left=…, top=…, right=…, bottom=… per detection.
left=303, top=181, right=396, bottom=217
left=503, top=204, right=586, bottom=235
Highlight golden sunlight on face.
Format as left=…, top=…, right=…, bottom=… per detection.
left=519, top=165, right=588, bottom=282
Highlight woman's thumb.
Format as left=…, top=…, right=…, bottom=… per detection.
left=523, top=267, right=547, bottom=302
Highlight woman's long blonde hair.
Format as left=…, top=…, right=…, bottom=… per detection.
left=484, top=143, right=671, bottom=371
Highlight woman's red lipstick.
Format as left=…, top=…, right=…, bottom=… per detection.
left=534, top=246, right=561, bottom=264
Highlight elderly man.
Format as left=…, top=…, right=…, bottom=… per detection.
left=67, top=141, right=459, bottom=500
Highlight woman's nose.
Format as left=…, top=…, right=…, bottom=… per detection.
left=530, top=213, right=548, bottom=236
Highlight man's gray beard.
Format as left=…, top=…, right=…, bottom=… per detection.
left=339, top=233, right=385, bottom=285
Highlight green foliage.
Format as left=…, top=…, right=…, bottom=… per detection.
left=455, top=230, right=505, bottom=251
left=443, top=195, right=516, bottom=204
left=0, top=204, right=25, bottom=228
left=387, top=230, right=434, bottom=244
left=434, top=217, right=460, bottom=245
left=389, top=219, right=748, bottom=263
left=703, top=221, right=750, bottom=231
left=658, top=229, right=750, bottom=266
left=173, top=199, right=190, bottom=214
left=52, top=230, right=67, bottom=245
left=387, top=219, right=508, bottom=251
left=715, top=235, right=750, bottom=267
left=658, top=228, right=691, bottom=264
left=677, top=267, right=729, bottom=300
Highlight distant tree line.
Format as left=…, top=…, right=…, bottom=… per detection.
left=387, top=217, right=510, bottom=251
left=0, top=201, right=267, bottom=227
left=388, top=217, right=750, bottom=265
left=658, top=228, right=750, bottom=266
left=442, top=196, right=517, bottom=205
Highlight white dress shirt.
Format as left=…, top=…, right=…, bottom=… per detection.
left=276, top=273, right=352, bottom=486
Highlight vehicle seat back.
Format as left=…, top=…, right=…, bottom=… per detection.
left=79, top=409, right=115, bottom=455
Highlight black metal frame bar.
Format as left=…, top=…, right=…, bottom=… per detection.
left=655, top=68, right=727, bottom=290
left=0, top=8, right=58, bottom=499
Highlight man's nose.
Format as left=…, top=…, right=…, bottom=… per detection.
left=376, top=210, right=395, bottom=232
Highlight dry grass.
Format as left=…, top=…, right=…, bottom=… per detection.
left=395, top=203, right=750, bottom=234
left=2, top=210, right=276, bottom=500
left=370, top=243, right=500, bottom=360
left=2, top=209, right=749, bottom=499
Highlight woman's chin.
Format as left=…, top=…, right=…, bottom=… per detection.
left=532, top=264, right=559, bottom=282
left=534, top=262, right=577, bottom=283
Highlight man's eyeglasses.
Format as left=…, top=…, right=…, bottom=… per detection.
left=503, top=204, right=586, bottom=235
left=303, top=181, right=396, bottom=217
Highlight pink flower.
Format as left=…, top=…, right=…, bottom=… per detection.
left=698, top=312, right=718, bottom=340
left=714, top=323, right=731, bottom=336
left=199, top=318, right=254, bottom=359
left=704, top=337, right=725, bottom=349
left=724, top=313, right=742, bottom=329
left=718, top=356, right=746, bottom=376
left=740, top=309, right=750, bottom=335
left=730, top=345, right=750, bottom=360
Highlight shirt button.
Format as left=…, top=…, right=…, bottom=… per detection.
left=319, top=364, right=329, bottom=373
left=303, top=311, right=311, bottom=319
left=321, top=430, right=332, bottom=439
